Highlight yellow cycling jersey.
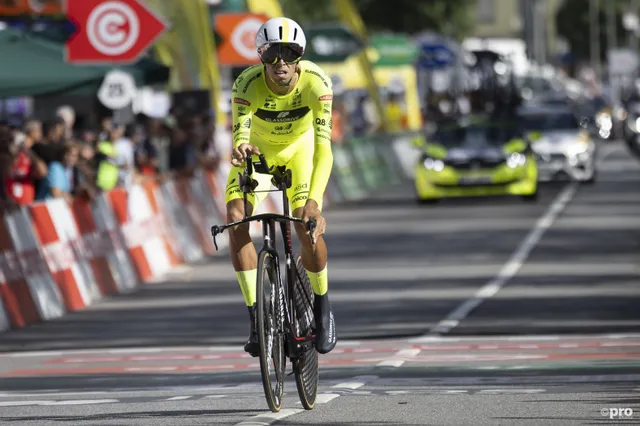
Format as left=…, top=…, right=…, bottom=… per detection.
left=230, top=60, right=334, bottom=208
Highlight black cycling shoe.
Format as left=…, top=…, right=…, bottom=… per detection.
left=313, top=293, right=337, bottom=354
left=243, top=304, right=259, bottom=357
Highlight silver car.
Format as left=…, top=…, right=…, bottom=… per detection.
left=518, top=105, right=597, bottom=183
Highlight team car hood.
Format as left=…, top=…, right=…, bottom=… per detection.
left=530, top=130, right=588, bottom=155
left=424, top=138, right=526, bottom=160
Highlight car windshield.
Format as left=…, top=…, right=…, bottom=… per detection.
left=520, top=112, right=579, bottom=131
left=432, top=122, right=519, bottom=148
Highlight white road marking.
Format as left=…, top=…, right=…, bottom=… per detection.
left=0, top=340, right=362, bottom=358
left=315, top=393, right=340, bottom=404
left=332, top=381, right=367, bottom=390
left=287, top=376, right=377, bottom=418
left=166, top=396, right=192, bottom=401
left=234, top=409, right=303, bottom=426
left=413, top=144, right=622, bottom=337
left=0, top=400, right=54, bottom=407
left=377, top=348, right=421, bottom=367
left=42, top=399, right=119, bottom=405
left=426, top=181, right=579, bottom=335
left=0, top=399, right=119, bottom=407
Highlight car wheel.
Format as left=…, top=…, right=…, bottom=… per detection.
left=417, top=198, right=440, bottom=205
left=583, top=168, right=597, bottom=184
left=521, top=189, right=539, bottom=203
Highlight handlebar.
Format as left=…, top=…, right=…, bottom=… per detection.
left=211, top=153, right=316, bottom=250
left=211, top=213, right=317, bottom=250
left=247, top=153, right=270, bottom=175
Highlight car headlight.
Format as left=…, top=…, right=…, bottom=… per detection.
left=423, top=157, right=445, bottom=171
left=506, top=152, right=527, bottom=168
left=596, top=112, right=612, bottom=130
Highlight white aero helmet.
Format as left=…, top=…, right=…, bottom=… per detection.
left=255, top=17, right=306, bottom=63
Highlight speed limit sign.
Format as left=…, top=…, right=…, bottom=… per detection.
left=98, top=70, right=137, bottom=110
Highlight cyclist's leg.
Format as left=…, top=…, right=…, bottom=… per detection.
left=225, top=165, right=272, bottom=356
left=286, top=140, right=336, bottom=354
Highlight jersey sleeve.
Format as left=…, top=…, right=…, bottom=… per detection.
left=308, top=78, right=334, bottom=210
left=231, top=73, right=255, bottom=149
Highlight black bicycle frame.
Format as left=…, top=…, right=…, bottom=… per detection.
left=210, top=155, right=316, bottom=358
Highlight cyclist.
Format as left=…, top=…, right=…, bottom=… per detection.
left=225, top=17, right=337, bottom=356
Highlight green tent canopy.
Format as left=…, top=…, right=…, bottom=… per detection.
left=0, top=28, right=169, bottom=98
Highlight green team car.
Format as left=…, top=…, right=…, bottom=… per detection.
left=414, top=117, right=538, bottom=203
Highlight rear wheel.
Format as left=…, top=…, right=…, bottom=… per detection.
left=257, top=250, right=285, bottom=413
left=292, top=255, right=318, bottom=410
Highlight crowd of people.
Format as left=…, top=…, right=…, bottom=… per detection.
left=0, top=106, right=221, bottom=211
left=0, top=87, right=413, bottom=212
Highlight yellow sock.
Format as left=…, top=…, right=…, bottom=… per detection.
left=236, top=269, right=257, bottom=306
left=305, top=266, right=328, bottom=296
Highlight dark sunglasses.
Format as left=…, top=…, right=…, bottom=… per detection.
left=258, top=43, right=304, bottom=65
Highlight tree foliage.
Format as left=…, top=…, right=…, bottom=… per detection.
left=556, top=0, right=632, bottom=61
left=279, top=0, right=475, bottom=39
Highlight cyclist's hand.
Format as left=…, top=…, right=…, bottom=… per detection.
left=302, top=199, right=325, bottom=245
left=231, top=143, right=261, bottom=167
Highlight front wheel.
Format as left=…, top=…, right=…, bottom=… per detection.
left=292, top=255, right=319, bottom=410
left=257, top=250, right=285, bottom=413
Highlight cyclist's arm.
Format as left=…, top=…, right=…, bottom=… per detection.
left=307, top=82, right=334, bottom=210
left=231, top=91, right=254, bottom=149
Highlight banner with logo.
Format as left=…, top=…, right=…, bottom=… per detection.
left=215, top=12, right=269, bottom=66
left=0, top=0, right=63, bottom=15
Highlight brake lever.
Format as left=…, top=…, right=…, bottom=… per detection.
left=306, top=219, right=317, bottom=245
left=258, top=154, right=269, bottom=173
left=211, top=225, right=222, bottom=251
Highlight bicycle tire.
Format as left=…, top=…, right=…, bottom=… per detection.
left=257, top=250, right=285, bottom=412
left=292, top=255, right=319, bottom=410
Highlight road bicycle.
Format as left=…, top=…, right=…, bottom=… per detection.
left=211, top=154, right=319, bottom=412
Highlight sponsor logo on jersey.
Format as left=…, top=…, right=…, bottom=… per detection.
left=271, top=123, right=294, bottom=135
left=292, top=88, right=302, bottom=107
left=305, top=69, right=329, bottom=87
left=255, top=106, right=311, bottom=123
left=275, top=123, right=294, bottom=131
left=319, top=94, right=333, bottom=101
left=242, top=72, right=261, bottom=93
left=291, top=193, right=308, bottom=204
left=234, top=98, right=250, bottom=106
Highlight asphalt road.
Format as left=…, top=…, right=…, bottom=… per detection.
left=0, top=140, right=638, bottom=425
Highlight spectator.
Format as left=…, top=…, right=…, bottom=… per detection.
left=198, top=114, right=220, bottom=171
left=114, top=124, right=136, bottom=190
left=136, top=127, right=160, bottom=177
left=0, top=123, right=14, bottom=209
left=56, top=105, right=76, bottom=141
left=98, top=116, right=113, bottom=142
left=33, top=118, right=65, bottom=164
left=168, top=124, right=197, bottom=178
left=42, top=142, right=78, bottom=202
left=81, top=129, right=97, bottom=147
left=94, top=125, right=119, bottom=191
left=4, top=122, right=48, bottom=205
